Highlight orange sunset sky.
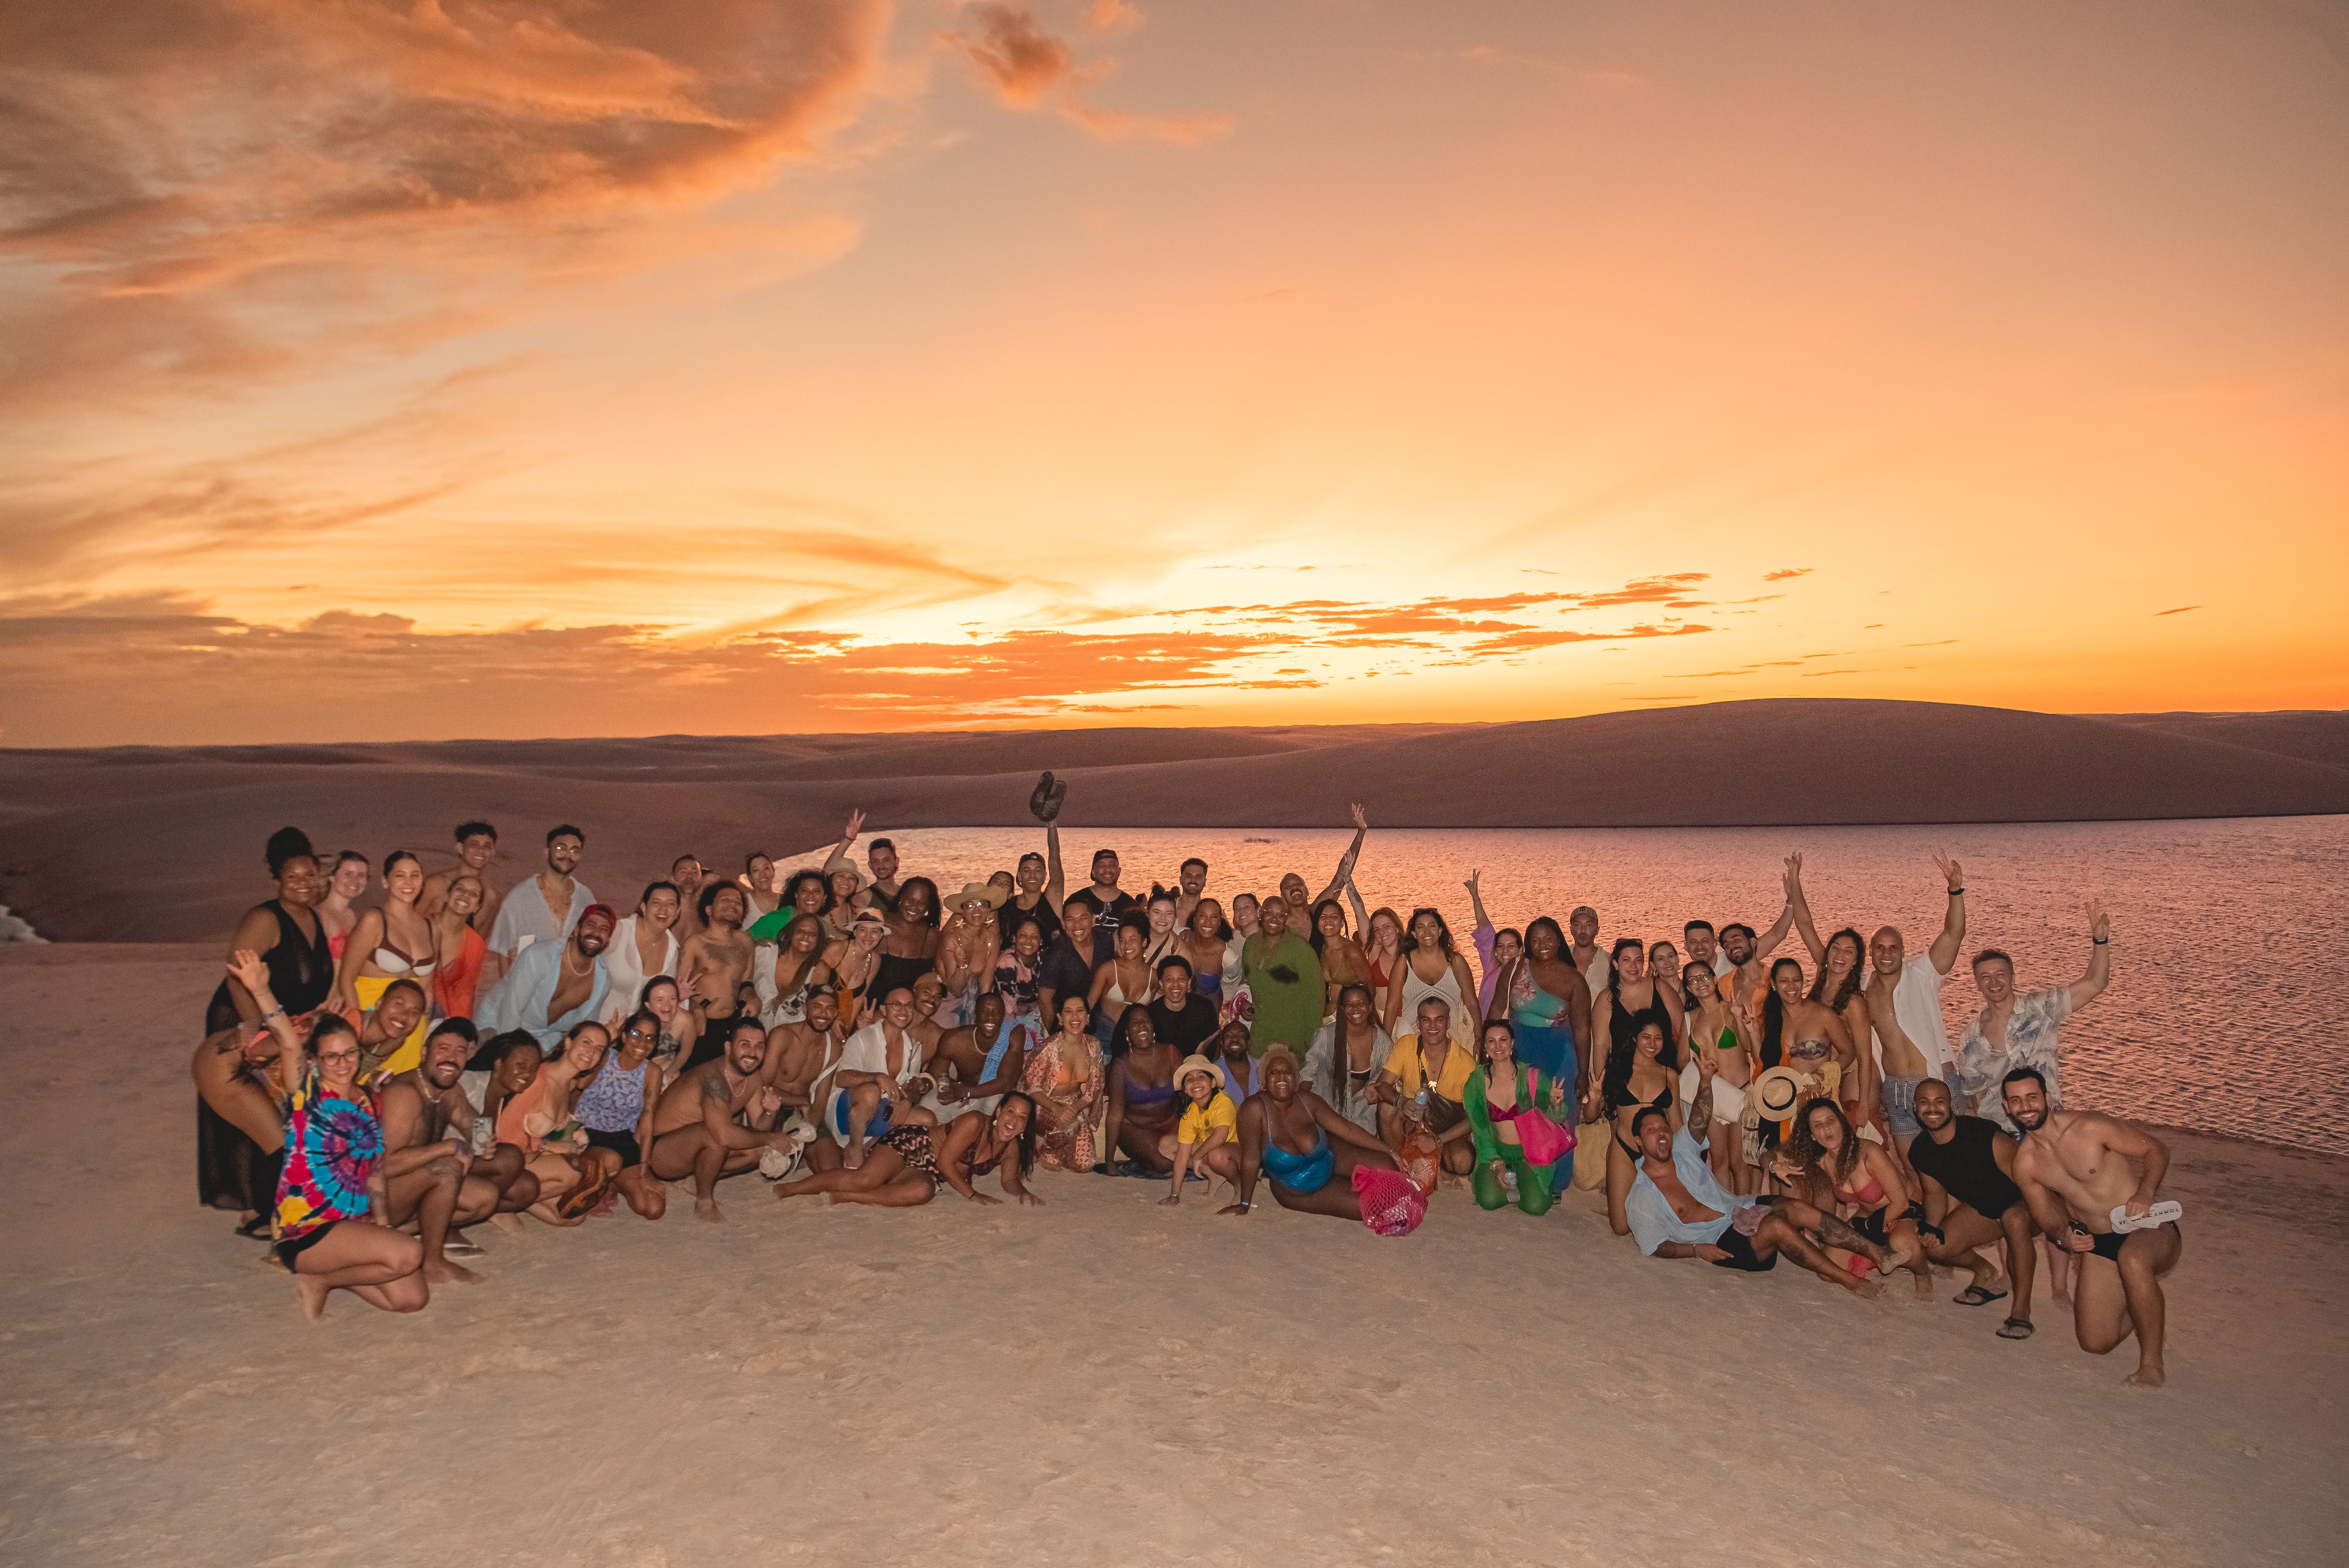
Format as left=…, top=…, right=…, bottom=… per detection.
left=3, top=0, right=2345, bottom=747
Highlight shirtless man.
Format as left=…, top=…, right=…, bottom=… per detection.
left=827, top=986, right=939, bottom=1170
left=755, top=987, right=850, bottom=1173
left=678, top=883, right=755, bottom=1053
left=1629, top=1066, right=1889, bottom=1295
left=647, top=1019, right=790, bottom=1222
left=1175, top=857, right=1210, bottom=927
left=2007, top=1068, right=2182, bottom=1386
left=420, top=820, right=499, bottom=926
left=1854, top=854, right=1967, bottom=1149
left=932, top=991, right=1031, bottom=1116
left=378, top=1028, right=532, bottom=1283
left=669, top=854, right=708, bottom=943
left=1716, top=857, right=1802, bottom=1017
left=1907, top=1077, right=2038, bottom=1337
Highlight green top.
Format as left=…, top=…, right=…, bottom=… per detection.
left=1242, top=931, right=1325, bottom=1056
left=1465, top=1062, right=1565, bottom=1165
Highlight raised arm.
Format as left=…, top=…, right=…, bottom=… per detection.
left=2070, top=901, right=2112, bottom=1010
left=1927, top=853, right=1967, bottom=975
left=1783, top=853, right=1825, bottom=966
left=821, top=809, right=866, bottom=876
left=1044, top=825, right=1066, bottom=911
left=227, top=950, right=308, bottom=1096
left=219, top=906, right=282, bottom=1026
left=1343, top=877, right=1370, bottom=939
left=1465, top=868, right=1492, bottom=933
left=1311, top=803, right=1370, bottom=908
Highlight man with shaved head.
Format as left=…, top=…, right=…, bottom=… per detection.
left=1861, top=853, right=1969, bottom=1144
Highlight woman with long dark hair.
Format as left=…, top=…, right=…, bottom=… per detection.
left=774, top=1094, right=1041, bottom=1207
left=1101, top=1004, right=1184, bottom=1175
left=1466, top=1019, right=1570, bottom=1216
left=1809, top=925, right=1884, bottom=1144
left=1603, top=1016, right=1681, bottom=1235
left=873, top=875, right=941, bottom=1005
left=1754, top=956, right=1859, bottom=1161
left=1303, top=981, right=1389, bottom=1136
left=1379, top=907, right=1480, bottom=1048
left=1309, top=898, right=1372, bottom=1021
left=1777, top=1098, right=1930, bottom=1297
left=1589, top=936, right=1682, bottom=1124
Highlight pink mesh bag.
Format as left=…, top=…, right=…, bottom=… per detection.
left=1353, top=1165, right=1428, bottom=1237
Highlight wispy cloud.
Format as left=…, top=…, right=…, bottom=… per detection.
left=1762, top=567, right=1813, bottom=582
left=2154, top=605, right=2203, bottom=616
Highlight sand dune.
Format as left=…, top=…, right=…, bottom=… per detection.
left=2, top=699, right=2342, bottom=942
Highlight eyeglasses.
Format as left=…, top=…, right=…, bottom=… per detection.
left=317, top=1049, right=360, bottom=1065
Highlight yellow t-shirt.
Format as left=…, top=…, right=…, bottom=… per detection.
left=1384, top=1036, right=1475, bottom=1103
left=1178, top=1091, right=1238, bottom=1147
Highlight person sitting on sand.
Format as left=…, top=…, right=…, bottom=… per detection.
left=676, top=884, right=754, bottom=1057
left=1213, top=1016, right=1258, bottom=1107
left=378, top=1024, right=534, bottom=1282
left=825, top=986, right=939, bottom=1169
left=647, top=1018, right=791, bottom=1222
left=1603, top=1017, right=1682, bottom=1236
left=1371, top=998, right=1478, bottom=1178
left=634, top=975, right=692, bottom=1083
left=1303, top=982, right=1390, bottom=1139
left=1466, top=1019, right=1569, bottom=1216
left=1103, top=1004, right=1185, bottom=1176
left=486, top=825, right=594, bottom=986
left=457, top=1033, right=543, bottom=1160
left=2006, top=1068, right=2182, bottom=1386
left=1023, top=993, right=1106, bottom=1172
left=572, top=1008, right=669, bottom=1220
left=1907, top=1077, right=2037, bottom=1337
left=775, top=1094, right=1041, bottom=1208
left=1774, top=1098, right=1934, bottom=1298
left=1627, top=1060, right=1890, bottom=1294
left=992, top=916, right=1047, bottom=1036
left=1161, top=1054, right=1242, bottom=1204
left=1220, top=1045, right=1400, bottom=1220
left=227, top=951, right=429, bottom=1318
left=755, top=911, right=835, bottom=1030
left=496, top=1020, right=621, bottom=1224
left=477, top=903, right=615, bottom=1052
left=329, top=850, right=437, bottom=1072
left=928, top=989, right=1026, bottom=1120
left=1591, top=937, right=1683, bottom=1119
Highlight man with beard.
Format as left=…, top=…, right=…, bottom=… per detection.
left=1174, top=857, right=1210, bottom=927
left=1567, top=906, right=1610, bottom=1000
left=822, top=810, right=905, bottom=911
left=2006, top=1068, right=2182, bottom=1386
left=477, top=904, right=615, bottom=1049
left=1906, top=1077, right=2038, bottom=1338
left=378, top=1025, right=536, bottom=1282
left=648, top=1019, right=790, bottom=1223
left=486, top=825, right=594, bottom=988
left=677, top=884, right=754, bottom=1062
left=1065, top=848, right=1141, bottom=935
left=1855, top=854, right=1968, bottom=1122
left=668, top=854, right=709, bottom=943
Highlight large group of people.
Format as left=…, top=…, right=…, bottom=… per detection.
left=190, top=778, right=2180, bottom=1386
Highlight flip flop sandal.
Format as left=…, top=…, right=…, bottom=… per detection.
left=1997, top=1317, right=2036, bottom=1340
left=2110, top=1200, right=2182, bottom=1233
left=1954, top=1284, right=2008, bottom=1307
left=442, top=1235, right=486, bottom=1258
left=234, top=1214, right=272, bottom=1240
left=1029, top=771, right=1060, bottom=822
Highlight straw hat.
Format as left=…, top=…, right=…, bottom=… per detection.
left=948, top=881, right=1008, bottom=910
left=1172, top=1055, right=1223, bottom=1093
left=1751, top=1066, right=1804, bottom=1119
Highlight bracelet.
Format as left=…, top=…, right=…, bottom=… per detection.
left=1948, top=887, right=1964, bottom=895
left=261, top=1008, right=284, bottom=1019
left=2093, top=937, right=2108, bottom=945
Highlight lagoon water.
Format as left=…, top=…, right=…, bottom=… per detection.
left=856, top=816, right=2348, bottom=1152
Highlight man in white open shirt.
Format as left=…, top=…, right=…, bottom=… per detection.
left=821, top=986, right=938, bottom=1170
left=1860, top=854, right=1969, bottom=1147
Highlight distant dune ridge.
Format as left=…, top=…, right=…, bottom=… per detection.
left=2, top=699, right=2343, bottom=944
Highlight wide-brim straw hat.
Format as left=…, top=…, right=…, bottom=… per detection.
left=949, top=881, right=1008, bottom=910
left=1751, top=1066, right=1804, bottom=1118
left=1172, top=1055, right=1223, bottom=1093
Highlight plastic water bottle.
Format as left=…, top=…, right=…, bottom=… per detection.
left=1501, top=1168, right=1520, bottom=1201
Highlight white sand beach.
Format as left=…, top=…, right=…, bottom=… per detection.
left=3, top=943, right=2343, bottom=1567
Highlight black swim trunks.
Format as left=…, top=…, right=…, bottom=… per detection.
left=1708, top=1224, right=1778, bottom=1273
left=2086, top=1220, right=2178, bottom=1263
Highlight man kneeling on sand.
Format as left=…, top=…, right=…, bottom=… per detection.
left=2006, top=1068, right=2183, bottom=1386
left=1627, top=1065, right=1890, bottom=1294
left=646, top=1019, right=792, bottom=1223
